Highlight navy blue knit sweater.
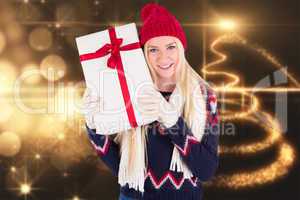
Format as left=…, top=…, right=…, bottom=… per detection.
left=85, top=86, right=219, bottom=200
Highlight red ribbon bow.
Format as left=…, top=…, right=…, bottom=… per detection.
left=80, top=27, right=140, bottom=128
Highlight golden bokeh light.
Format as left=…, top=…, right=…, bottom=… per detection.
left=57, top=132, right=65, bottom=140
left=73, top=196, right=80, bottom=200
left=0, top=131, right=21, bottom=157
left=0, top=101, right=13, bottom=123
left=20, top=183, right=31, bottom=194
left=29, top=27, right=53, bottom=51
left=5, top=22, right=24, bottom=44
left=36, top=115, right=65, bottom=137
left=0, top=59, right=17, bottom=92
left=35, top=153, right=41, bottom=160
left=21, top=63, right=42, bottom=84
left=5, top=109, right=35, bottom=136
left=10, top=166, right=17, bottom=173
left=218, top=19, right=237, bottom=31
left=40, top=54, right=66, bottom=81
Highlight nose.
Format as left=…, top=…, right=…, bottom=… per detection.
left=157, top=49, right=169, bottom=63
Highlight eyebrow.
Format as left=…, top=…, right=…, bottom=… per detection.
left=147, top=42, right=176, bottom=49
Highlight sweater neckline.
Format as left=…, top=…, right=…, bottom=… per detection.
left=159, top=91, right=172, bottom=101
left=159, top=90, right=172, bottom=95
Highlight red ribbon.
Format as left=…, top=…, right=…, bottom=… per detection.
left=80, top=27, right=140, bottom=128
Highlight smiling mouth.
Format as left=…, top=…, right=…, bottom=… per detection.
left=157, top=63, right=174, bottom=70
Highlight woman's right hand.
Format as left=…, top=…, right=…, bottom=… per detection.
left=80, top=88, right=102, bottom=129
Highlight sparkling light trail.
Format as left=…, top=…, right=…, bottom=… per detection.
left=203, top=30, right=298, bottom=189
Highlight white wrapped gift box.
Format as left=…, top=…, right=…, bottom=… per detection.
left=76, top=23, right=157, bottom=135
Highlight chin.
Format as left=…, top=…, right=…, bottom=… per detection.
left=159, top=74, right=173, bottom=79
left=156, top=68, right=176, bottom=79
left=157, top=73, right=175, bottom=81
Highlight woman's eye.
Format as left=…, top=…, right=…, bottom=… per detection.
left=149, top=48, right=158, bottom=53
left=167, top=45, right=176, bottom=50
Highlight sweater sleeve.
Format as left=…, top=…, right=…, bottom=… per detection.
left=164, top=90, right=219, bottom=182
left=85, top=124, right=120, bottom=177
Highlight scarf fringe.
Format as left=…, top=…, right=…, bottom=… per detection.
left=117, top=84, right=207, bottom=192
left=118, top=127, right=146, bottom=193
left=169, top=147, right=193, bottom=178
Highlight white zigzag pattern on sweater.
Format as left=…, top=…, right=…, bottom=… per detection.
left=145, top=170, right=198, bottom=189
left=90, top=136, right=110, bottom=155
left=173, top=135, right=200, bottom=156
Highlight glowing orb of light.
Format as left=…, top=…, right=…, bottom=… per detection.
left=10, top=166, right=17, bottom=173
left=5, top=22, right=23, bottom=43
left=57, top=132, right=65, bottom=140
left=0, top=131, right=21, bottom=157
left=0, top=60, right=17, bottom=90
left=0, top=31, right=6, bottom=54
left=73, top=196, right=80, bottom=200
left=29, top=27, right=53, bottom=51
left=4, top=109, right=35, bottom=136
left=21, top=63, right=41, bottom=84
left=35, top=153, right=41, bottom=160
left=20, top=183, right=31, bottom=195
left=0, top=102, right=13, bottom=123
left=218, top=19, right=237, bottom=31
left=40, top=54, right=66, bottom=81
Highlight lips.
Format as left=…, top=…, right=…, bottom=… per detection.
left=157, top=63, right=174, bottom=70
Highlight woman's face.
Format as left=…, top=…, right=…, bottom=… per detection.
left=146, top=36, right=180, bottom=82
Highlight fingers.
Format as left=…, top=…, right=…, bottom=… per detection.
left=137, top=102, right=158, bottom=113
left=137, top=89, right=162, bottom=104
left=137, top=99, right=159, bottom=111
left=136, top=89, right=161, bottom=110
left=137, top=97, right=159, bottom=118
left=80, top=88, right=103, bottom=115
left=138, top=87, right=161, bottom=99
left=139, top=107, right=159, bottom=120
left=137, top=98, right=160, bottom=106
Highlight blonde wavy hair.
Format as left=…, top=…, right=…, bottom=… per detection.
left=114, top=37, right=209, bottom=177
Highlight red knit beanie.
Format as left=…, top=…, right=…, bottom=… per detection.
left=139, top=3, right=187, bottom=50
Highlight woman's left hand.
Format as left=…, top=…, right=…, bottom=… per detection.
left=80, top=88, right=102, bottom=129
left=158, top=87, right=185, bottom=128
left=137, top=86, right=184, bottom=128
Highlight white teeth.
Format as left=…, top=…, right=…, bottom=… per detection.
left=158, top=63, right=173, bottom=69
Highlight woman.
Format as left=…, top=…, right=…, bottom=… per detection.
left=81, top=3, right=219, bottom=200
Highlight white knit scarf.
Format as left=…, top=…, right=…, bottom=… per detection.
left=116, top=84, right=207, bottom=193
